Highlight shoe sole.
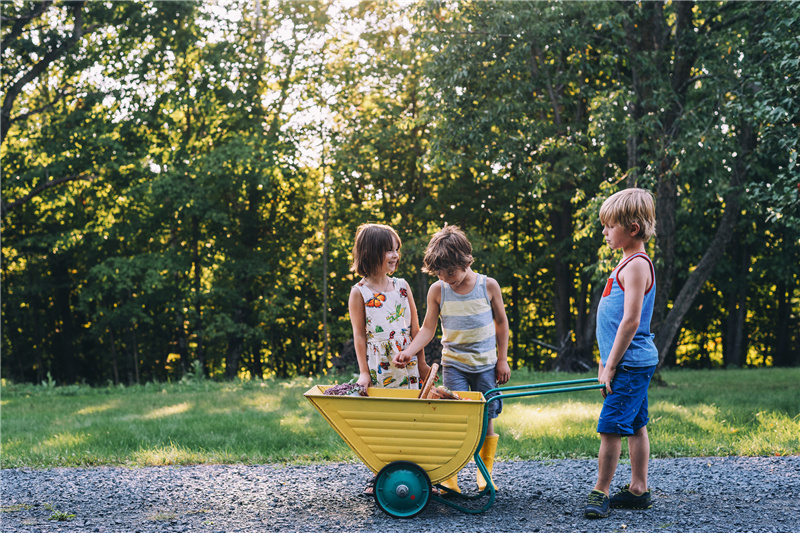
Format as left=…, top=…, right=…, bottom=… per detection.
left=584, top=509, right=610, bottom=519
left=611, top=503, right=652, bottom=509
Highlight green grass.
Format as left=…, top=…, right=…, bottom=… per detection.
left=498, top=368, right=800, bottom=460
left=1, top=368, right=798, bottom=469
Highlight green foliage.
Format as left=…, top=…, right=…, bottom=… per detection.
left=47, top=510, right=76, bottom=522
left=1, top=1, right=797, bottom=384
left=748, top=1, right=800, bottom=232
left=418, top=1, right=619, bottom=365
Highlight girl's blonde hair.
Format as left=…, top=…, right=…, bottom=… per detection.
left=599, top=188, right=657, bottom=242
left=422, top=225, right=474, bottom=275
left=350, top=224, right=401, bottom=277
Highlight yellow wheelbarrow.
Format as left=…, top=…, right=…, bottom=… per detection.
left=305, top=377, right=604, bottom=518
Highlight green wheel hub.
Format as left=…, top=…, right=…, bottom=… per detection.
left=373, top=461, right=431, bottom=518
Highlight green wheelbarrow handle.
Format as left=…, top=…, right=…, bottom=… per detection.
left=431, top=378, right=605, bottom=514
left=480, top=378, right=606, bottom=444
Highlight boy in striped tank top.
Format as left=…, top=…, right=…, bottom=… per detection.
left=395, top=225, right=510, bottom=494
left=584, top=188, right=658, bottom=519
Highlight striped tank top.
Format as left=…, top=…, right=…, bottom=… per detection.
left=439, top=273, right=497, bottom=372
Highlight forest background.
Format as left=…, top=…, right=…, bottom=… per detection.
left=2, top=0, right=798, bottom=386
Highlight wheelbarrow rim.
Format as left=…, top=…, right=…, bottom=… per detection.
left=373, top=460, right=432, bottom=518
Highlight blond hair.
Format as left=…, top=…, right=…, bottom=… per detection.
left=599, top=188, right=657, bottom=242
left=421, top=225, right=474, bottom=275
left=350, top=224, right=401, bottom=277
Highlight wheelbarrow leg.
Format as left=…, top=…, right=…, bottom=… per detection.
left=429, top=452, right=496, bottom=514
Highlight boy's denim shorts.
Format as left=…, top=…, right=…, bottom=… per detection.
left=443, top=366, right=503, bottom=419
left=597, top=364, right=656, bottom=436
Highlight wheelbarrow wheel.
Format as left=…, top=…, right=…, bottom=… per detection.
left=373, top=461, right=432, bottom=518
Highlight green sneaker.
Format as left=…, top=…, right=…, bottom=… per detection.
left=610, top=484, right=652, bottom=509
left=584, top=490, right=610, bottom=518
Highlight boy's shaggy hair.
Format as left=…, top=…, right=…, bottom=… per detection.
left=599, top=188, right=657, bottom=242
left=422, top=225, right=474, bottom=275
left=350, top=224, right=401, bottom=277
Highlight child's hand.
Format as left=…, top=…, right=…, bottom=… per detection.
left=392, top=350, right=411, bottom=368
left=496, top=360, right=511, bottom=385
left=357, top=371, right=372, bottom=389
left=599, top=366, right=616, bottom=397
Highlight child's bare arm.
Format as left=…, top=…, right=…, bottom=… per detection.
left=405, top=285, right=430, bottom=377
left=599, top=257, right=650, bottom=394
left=348, top=287, right=372, bottom=388
left=393, top=283, right=442, bottom=367
left=487, top=277, right=511, bottom=385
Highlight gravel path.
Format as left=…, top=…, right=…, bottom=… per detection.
left=2, top=456, right=798, bottom=532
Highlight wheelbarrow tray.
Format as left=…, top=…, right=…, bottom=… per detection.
left=306, top=378, right=604, bottom=518
left=304, top=385, right=484, bottom=484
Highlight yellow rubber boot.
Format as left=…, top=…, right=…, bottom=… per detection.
left=476, top=434, right=499, bottom=491
left=439, top=474, right=461, bottom=495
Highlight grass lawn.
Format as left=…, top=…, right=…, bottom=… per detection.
left=1, top=368, right=798, bottom=468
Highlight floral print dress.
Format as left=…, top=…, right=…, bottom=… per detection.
left=355, top=277, right=421, bottom=389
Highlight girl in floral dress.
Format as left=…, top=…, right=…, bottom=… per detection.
left=348, top=224, right=430, bottom=391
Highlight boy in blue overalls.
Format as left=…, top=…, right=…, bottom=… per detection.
left=585, top=188, right=659, bottom=519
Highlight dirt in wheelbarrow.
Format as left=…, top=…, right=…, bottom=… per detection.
left=2, top=456, right=798, bottom=533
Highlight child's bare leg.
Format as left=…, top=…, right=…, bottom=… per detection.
left=594, top=432, right=621, bottom=495
left=626, top=426, right=649, bottom=495
left=487, top=418, right=496, bottom=436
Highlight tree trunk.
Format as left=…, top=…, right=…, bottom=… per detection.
left=510, top=214, right=520, bottom=369
left=226, top=337, right=243, bottom=380
left=226, top=307, right=245, bottom=379
left=108, top=328, right=119, bottom=385
left=192, top=215, right=204, bottom=370
left=168, top=222, right=188, bottom=376
left=576, top=279, right=603, bottom=362
left=655, top=123, right=756, bottom=367
left=321, top=157, right=330, bottom=375
left=621, top=1, right=692, bottom=334
left=724, top=239, right=748, bottom=367
left=774, top=277, right=796, bottom=367
left=52, top=255, right=76, bottom=383
left=653, top=170, right=677, bottom=332
left=622, top=1, right=660, bottom=187
left=549, top=196, right=574, bottom=354
left=132, top=326, right=140, bottom=385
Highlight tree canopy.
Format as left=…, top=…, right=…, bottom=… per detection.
left=2, top=0, right=798, bottom=385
